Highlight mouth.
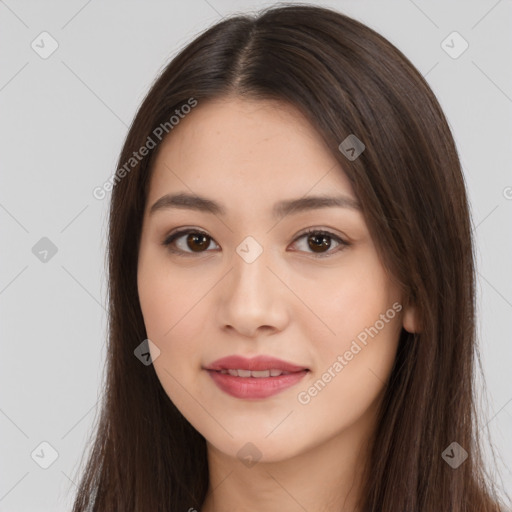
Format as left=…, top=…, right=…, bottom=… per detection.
left=204, top=355, right=310, bottom=399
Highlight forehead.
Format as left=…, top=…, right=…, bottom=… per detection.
left=147, top=97, right=356, bottom=210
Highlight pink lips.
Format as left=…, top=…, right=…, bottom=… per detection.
left=204, top=355, right=309, bottom=399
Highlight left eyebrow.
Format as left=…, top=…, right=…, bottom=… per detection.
left=149, top=192, right=361, bottom=218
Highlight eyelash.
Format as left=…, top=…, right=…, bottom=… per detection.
left=161, top=227, right=349, bottom=259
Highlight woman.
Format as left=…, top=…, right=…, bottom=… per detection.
left=71, top=4, right=509, bottom=511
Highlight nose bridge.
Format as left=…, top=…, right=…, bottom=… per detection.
left=231, top=234, right=273, bottom=300
left=218, top=234, right=288, bottom=335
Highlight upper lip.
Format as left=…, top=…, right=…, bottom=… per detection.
left=204, top=355, right=308, bottom=372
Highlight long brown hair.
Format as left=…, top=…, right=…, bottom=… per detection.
left=70, top=4, right=509, bottom=511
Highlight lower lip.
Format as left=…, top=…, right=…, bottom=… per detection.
left=206, top=370, right=309, bottom=399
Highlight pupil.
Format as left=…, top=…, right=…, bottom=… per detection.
left=188, top=233, right=209, bottom=252
left=308, top=234, right=330, bottom=253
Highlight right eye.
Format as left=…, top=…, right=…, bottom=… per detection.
left=162, top=229, right=220, bottom=256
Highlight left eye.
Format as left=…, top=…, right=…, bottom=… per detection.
left=162, top=228, right=349, bottom=258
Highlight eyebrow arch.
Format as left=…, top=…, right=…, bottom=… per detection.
left=149, top=192, right=361, bottom=218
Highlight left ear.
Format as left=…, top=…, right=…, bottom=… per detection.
left=402, top=302, right=421, bottom=333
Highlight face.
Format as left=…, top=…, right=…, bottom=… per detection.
left=137, top=96, right=413, bottom=463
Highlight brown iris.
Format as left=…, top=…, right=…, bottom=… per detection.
left=307, top=233, right=331, bottom=253
left=186, top=233, right=210, bottom=252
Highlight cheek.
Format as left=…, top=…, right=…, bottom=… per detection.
left=294, top=251, right=402, bottom=412
left=296, top=288, right=401, bottom=437
left=300, top=251, right=400, bottom=349
left=138, top=262, right=211, bottom=415
left=137, top=251, right=211, bottom=377
left=138, top=243, right=198, bottom=336
left=138, top=278, right=200, bottom=349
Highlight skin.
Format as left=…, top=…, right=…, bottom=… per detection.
left=137, top=96, right=419, bottom=512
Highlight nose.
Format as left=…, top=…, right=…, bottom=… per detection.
left=217, top=243, right=289, bottom=339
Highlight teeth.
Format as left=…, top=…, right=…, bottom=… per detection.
left=251, top=370, right=270, bottom=378
left=218, top=369, right=290, bottom=378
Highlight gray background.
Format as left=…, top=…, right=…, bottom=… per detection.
left=0, top=0, right=511, bottom=510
